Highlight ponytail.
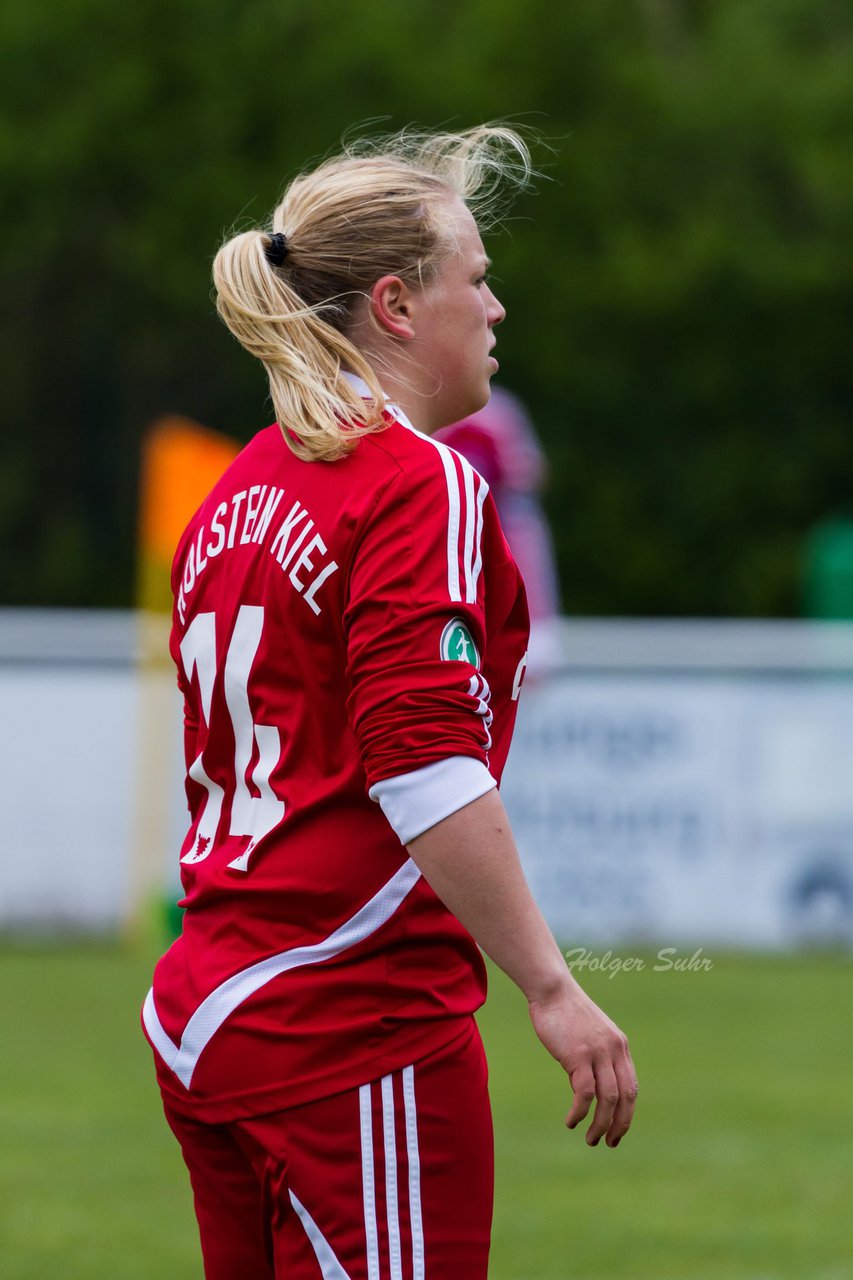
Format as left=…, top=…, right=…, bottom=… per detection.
left=213, top=125, right=533, bottom=461
left=213, top=230, right=387, bottom=462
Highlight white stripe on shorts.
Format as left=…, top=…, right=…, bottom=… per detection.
left=288, top=1190, right=351, bottom=1280
left=381, top=1074, right=403, bottom=1280
left=402, top=1064, right=425, bottom=1280
left=357, top=1067, right=425, bottom=1280
left=359, top=1084, right=381, bottom=1280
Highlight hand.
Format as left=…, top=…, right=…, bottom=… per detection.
left=528, top=980, right=638, bottom=1148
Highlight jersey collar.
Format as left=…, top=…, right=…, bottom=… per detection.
left=341, top=371, right=421, bottom=436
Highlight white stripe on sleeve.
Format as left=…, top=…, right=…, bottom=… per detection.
left=436, top=446, right=463, bottom=602
left=471, top=473, right=489, bottom=599
left=459, top=454, right=477, bottom=603
left=468, top=674, right=494, bottom=752
left=340, top=372, right=486, bottom=607
left=369, top=756, right=496, bottom=845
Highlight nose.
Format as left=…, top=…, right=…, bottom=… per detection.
left=486, top=284, right=506, bottom=327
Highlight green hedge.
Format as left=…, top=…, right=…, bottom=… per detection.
left=1, top=0, right=851, bottom=613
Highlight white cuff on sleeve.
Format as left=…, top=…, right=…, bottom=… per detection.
left=368, top=756, right=497, bottom=845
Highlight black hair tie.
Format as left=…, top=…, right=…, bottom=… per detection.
left=265, top=231, right=289, bottom=267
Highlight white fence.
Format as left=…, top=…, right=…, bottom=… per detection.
left=2, top=609, right=853, bottom=946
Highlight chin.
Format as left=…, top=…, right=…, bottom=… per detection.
left=470, top=380, right=493, bottom=413
left=471, top=393, right=490, bottom=416
left=436, top=382, right=492, bottom=431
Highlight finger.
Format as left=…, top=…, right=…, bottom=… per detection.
left=605, top=1057, right=639, bottom=1147
left=565, top=1065, right=595, bottom=1130
left=585, top=1061, right=619, bottom=1146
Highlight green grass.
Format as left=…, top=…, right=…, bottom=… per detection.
left=0, top=941, right=851, bottom=1279
left=485, top=950, right=853, bottom=1280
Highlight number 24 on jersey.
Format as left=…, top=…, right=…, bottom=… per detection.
left=179, top=605, right=284, bottom=873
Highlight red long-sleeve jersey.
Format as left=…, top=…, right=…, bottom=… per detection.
left=142, top=395, right=529, bottom=1121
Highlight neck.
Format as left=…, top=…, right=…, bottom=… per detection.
left=370, top=365, right=440, bottom=436
left=346, top=315, right=441, bottom=434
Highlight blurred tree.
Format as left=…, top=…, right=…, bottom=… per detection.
left=0, top=0, right=851, bottom=613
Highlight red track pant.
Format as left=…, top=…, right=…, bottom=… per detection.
left=162, top=1019, right=494, bottom=1279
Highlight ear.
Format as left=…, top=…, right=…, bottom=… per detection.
left=369, top=275, right=417, bottom=340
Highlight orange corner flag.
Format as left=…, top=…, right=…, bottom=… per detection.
left=137, top=416, right=240, bottom=614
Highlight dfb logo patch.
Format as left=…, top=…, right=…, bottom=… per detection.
left=440, top=617, right=480, bottom=668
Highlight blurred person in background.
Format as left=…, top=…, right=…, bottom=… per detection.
left=436, top=385, right=563, bottom=673
left=141, top=124, right=637, bottom=1280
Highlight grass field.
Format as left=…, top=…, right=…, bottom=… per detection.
left=1, top=940, right=851, bottom=1280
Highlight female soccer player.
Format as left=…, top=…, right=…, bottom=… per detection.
left=142, top=125, right=637, bottom=1279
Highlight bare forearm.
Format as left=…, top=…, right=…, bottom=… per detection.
left=407, top=785, right=639, bottom=1146
left=407, top=787, right=574, bottom=1003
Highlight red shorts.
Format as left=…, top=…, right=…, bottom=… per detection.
left=162, top=1019, right=493, bottom=1279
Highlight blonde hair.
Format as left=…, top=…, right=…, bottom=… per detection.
left=212, top=125, right=532, bottom=461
